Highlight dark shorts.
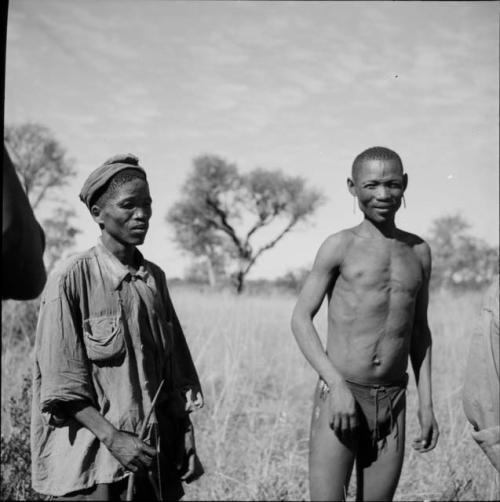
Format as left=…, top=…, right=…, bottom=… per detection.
left=319, top=373, right=408, bottom=466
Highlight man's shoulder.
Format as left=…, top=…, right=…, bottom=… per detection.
left=321, top=228, right=357, bottom=249
left=315, top=228, right=356, bottom=267
left=397, top=229, right=429, bottom=252
left=51, top=248, right=97, bottom=276
left=42, top=248, right=98, bottom=301
left=143, top=258, right=166, bottom=281
left=397, top=230, right=431, bottom=272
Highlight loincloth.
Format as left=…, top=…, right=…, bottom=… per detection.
left=319, top=373, right=408, bottom=465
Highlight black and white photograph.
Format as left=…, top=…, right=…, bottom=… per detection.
left=2, top=1, right=499, bottom=500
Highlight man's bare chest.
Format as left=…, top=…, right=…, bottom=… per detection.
left=340, top=239, right=423, bottom=296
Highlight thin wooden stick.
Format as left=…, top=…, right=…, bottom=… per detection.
left=126, top=379, right=165, bottom=501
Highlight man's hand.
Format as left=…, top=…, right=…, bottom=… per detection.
left=413, top=406, right=439, bottom=452
left=328, top=381, right=358, bottom=437
left=176, top=419, right=204, bottom=483
left=103, top=429, right=156, bottom=473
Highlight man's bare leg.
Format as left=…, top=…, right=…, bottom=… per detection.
left=355, top=405, right=406, bottom=502
left=309, top=385, right=357, bottom=501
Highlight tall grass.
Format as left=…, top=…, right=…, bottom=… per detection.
left=2, top=288, right=498, bottom=500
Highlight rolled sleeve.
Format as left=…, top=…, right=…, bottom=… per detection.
left=36, top=278, right=95, bottom=424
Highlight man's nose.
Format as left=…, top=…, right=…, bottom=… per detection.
left=134, top=207, right=150, bottom=219
left=375, top=186, right=391, bottom=200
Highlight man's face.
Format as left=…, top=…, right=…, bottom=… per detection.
left=351, top=159, right=407, bottom=223
left=94, top=178, right=152, bottom=246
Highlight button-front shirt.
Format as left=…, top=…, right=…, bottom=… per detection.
left=31, top=240, right=203, bottom=496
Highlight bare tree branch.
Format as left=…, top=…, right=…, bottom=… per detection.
left=243, top=217, right=298, bottom=275
left=204, top=196, right=247, bottom=257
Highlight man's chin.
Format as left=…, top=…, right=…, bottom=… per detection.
left=128, top=235, right=147, bottom=246
left=365, top=212, right=395, bottom=224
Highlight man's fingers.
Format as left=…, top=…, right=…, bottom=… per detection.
left=127, top=460, right=140, bottom=472
left=330, top=414, right=340, bottom=433
left=414, top=424, right=439, bottom=452
left=340, top=415, right=350, bottom=436
left=423, top=426, right=439, bottom=452
left=348, top=413, right=358, bottom=432
left=140, top=442, right=156, bottom=457
left=180, top=454, right=195, bottom=481
left=138, top=452, right=154, bottom=468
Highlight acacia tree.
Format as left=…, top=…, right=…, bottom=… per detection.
left=4, top=123, right=80, bottom=270
left=167, top=154, right=325, bottom=293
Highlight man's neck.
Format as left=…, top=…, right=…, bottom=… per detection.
left=101, top=234, right=137, bottom=270
left=361, top=217, right=398, bottom=239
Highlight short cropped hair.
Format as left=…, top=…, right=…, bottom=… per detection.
left=352, top=146, right=404, bottom=180
left=92, top=169, right=146, bottom=208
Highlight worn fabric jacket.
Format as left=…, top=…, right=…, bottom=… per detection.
left=31, top=240, right=203, bottom=496
left=462, top=277, right=500, bottom=472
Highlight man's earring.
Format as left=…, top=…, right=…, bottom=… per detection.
left=403, top=195, right=407, bottom=209
left=353, top=196, right=357, bottom=214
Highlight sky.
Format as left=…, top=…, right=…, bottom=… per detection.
left=5, top=1, right=499, bottom=279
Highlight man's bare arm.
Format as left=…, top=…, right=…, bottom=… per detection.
left=62, top=402, right=156, bottom=472
left=291, top=234, right=345, bottom=387
left=410, top=242, right=439, bottom=452
left=291, top=233, right=358, bottom=434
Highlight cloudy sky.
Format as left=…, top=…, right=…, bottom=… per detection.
left=5, top=1, right=499, bottom=279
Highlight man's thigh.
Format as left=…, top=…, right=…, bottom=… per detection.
left=356, top=404, right=406, bottom=502
left=309, top=384, right=357, bottom=502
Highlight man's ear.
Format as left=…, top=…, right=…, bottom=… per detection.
left=90, top=204, right=103, bottom=225
left=402, top=173, right=408, bottom=191
left=347, top=177, right=357, bottom=197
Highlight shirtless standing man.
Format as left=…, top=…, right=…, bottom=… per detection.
left=291, top=146, right=439, bottom=501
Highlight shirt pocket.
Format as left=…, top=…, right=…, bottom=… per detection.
left=83, top=315, right=126, bottom=363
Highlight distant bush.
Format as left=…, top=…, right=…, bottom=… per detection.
left=0, top=374, right=45, bottom=500
left=426, top=214, right=499, bottom=291
left=274, top=267, right=310, bottom=294
left=2, top=299, right=40, bottom=348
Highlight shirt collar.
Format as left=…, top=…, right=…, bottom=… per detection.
left=95, top=238, right=149, bottom=290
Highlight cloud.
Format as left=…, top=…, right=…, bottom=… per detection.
left=188, top=40, right=248, bottom=66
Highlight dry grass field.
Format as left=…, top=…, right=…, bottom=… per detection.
left=2, top=286, right=499, bottom=500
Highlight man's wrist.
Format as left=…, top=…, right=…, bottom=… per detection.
left=99, top=423, right=118, bottom=448
left=324, top=373, right=343, bottom=390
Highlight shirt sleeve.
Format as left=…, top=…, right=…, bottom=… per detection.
left=463, top=279, right=500, bottom=441
left=35, top=269, right=96, bottom=425
left=158, top=272, right=203, bottom=417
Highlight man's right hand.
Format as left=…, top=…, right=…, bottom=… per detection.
left=103, top=430, right=156, bottom=473
left=328, top=381, right=358, bottom=436
left=64, top=403, right=157, bottom=473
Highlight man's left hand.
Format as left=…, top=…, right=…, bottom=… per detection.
left=176, top=418, right=204, bottom=483
left=413, top=406, right=439, bottom=452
